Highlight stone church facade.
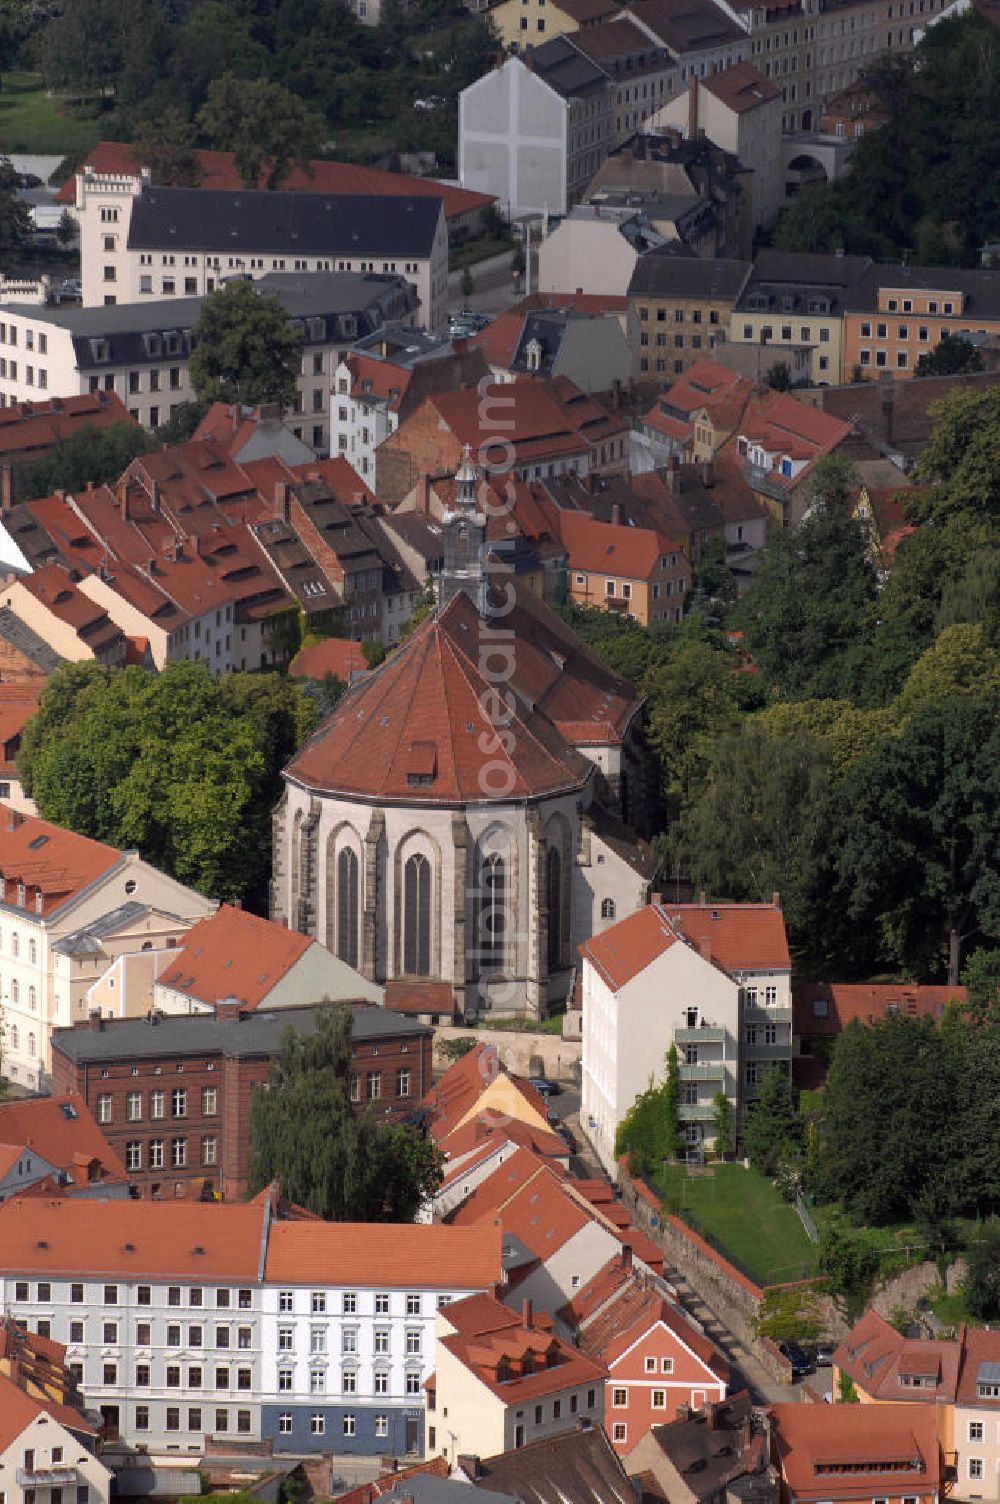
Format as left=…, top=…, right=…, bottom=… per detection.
left=271, top=463, right=655, bottom=1019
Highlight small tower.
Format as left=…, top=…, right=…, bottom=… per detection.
left=440, top=444, right=488, bottom=616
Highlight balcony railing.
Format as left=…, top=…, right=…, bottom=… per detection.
left=18, top=1468, right=79, bottom=1487
left=679, top=1062, right=727, bottom=1082
left=744, top=1042, right=791, bottom=1061
left=678, top=1103, right=717, bottom=1122
left=745, top=1005, right=793, bottom=1024
left=674, top=1025, right=726, bottom=1044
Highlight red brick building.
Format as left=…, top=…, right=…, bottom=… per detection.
left=49, top=1002, right=433, bottom=1202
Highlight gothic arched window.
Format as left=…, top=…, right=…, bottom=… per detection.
left=481, top=854, right=506, bottom=972
left=547, top=848, right=562, bottom=972
left=404, top=854, right=431, bottom=976
left=337, top=848, right=359, bottom=970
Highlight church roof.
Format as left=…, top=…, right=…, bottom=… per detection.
left=283, top=587, right=639, bottom=805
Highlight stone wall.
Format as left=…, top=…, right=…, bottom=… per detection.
left=433, top=1025, right=581, bottom=1081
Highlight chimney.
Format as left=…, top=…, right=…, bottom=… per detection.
left=88, top=1008, right=104, bottom=1032
left=621, top=1243, right=633, bottom=1271
left=699, top=890, right=707, bottom=906
left=772, top=890, right=781, bottom=908
left=611, top=502, right=621, bottom=526
left=676, top=1402, right=692, bottom=1422
left=274, top=480, right=291, bottom=523
left=231, top=402, right=241, bottom=432
left=880, top=380, right=896, bottom=444
left=707, top=1401, right=720, bottom=1430
left=6, top=810, right=23, bottom=832
left=688, top=75, right=699, bottom=140
left=458, top=1457, right=482, bottom=1482
left=421, top=473, right=433, bottom=516
left=697, top=935, right=713, bottom=965
left=1, top=463, right=13, bottom=511
left=522, top=1298, right=533, bottom=1330
left=116, top=475, right=130, bottom=520
left=700, top=459, right=714, bottom=487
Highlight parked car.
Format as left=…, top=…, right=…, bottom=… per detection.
left=779, top=1341, right=814, bottom=1380
left=55, top=277, right=82, bottom=302
left=529, top=1075, right=561, bottom=1098
left=811, top=1341, right=836, bottom=1367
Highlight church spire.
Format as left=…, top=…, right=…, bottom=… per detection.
left=440, top=444, right=487, bottom=616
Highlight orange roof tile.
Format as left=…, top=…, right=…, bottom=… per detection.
left=0, top=1372, right=94, bottom=1450
left=289, top=638, right=369, bottom=682
left=0, top=1196, right=265, bottom=1279
left=263, top=1220, right=502, bottom=1288
left=59, top=141, right=493, bottom=219
left=383, top=980, right=455, bottom=1018
left=0, top=392, right=135, bottom=460
left=0, top=813, right=120, bottom=917
left=770, top=1401, right=941, bottom=1499
left=0, top=686, right=39, bottom=772
left=156, top=904, right=312, bottom=1009
left=793, top=982, right=965, bottom=1037
left=16, top=564, right=123, bottom=655
left=558, top=512, right=677, bottom=582
left=440, top=1291, right=607, bottom=1402
left=832, top=1309, right=961, bottom=1404
left=0, top=1095, right=127, bottom=1184
left=579, top=904, right=681, bottom=990
left=447, top=1149, right=570, bottom=1228
left=700, top=61, right=781, bottom=111
left=660, top=900, right=790, bottom=971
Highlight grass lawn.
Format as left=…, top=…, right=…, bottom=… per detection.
left=657, top=1161, right=819, bottom=1286
left=0, top=73, right=103, bottom=158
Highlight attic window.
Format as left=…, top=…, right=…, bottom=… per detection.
left=28, top=834, right=49, bottom=850
left=60, top=1103, right=78, bottom=1119
left=812, top=998, right=828, bottom=1018
left=36, top=1239, right=48, bottom=1249
left=710, top=909, right=720, bottom=919
left=406, top=741, right=437, bottom=787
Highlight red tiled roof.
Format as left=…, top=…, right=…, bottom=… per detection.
left=440, top=1291, right=607, bottom=1401
left=383, top=980, right=455, bottom=1018
left=0, top=392, right=134, bottom=460
left=0, top=813, right=120, bottom=917
left=438, top=1115, right=569, bottom=1169
left=0, top=686, right=39, bottom=772
left=0, top=1094, right=128, bottom=1184
left=156, top=904, right=312, bottom=1009
left=832, top=1308, right=961, bottom=1404
left=579, top=904, right=681, bottom=990
left=520, top=290, right=629, bottom=316
left=59, top=141, right=493, bottom=219
left=700, top=61, right=781, bottom=111
left=558, top=512, right=679, bottom=581
left=0, top=1196, right=266, bottom=1279
left=770, top=1401, right=941, bottom=1500
left=731, top=390, right=852, bottom=488
left=426, top=378, right=627, bottom=463
left=334, top=1456, right=452, bottom=1504
left=793, top=982, right=965, bottom=1036
left=956, top=1326, right=1000, bottom=1406
left=660, top=900, right=790, bottom=971
left=447, top=1148, right=570, bottom=1227
left=264, top=1219, right=503, bottom=1288
left=15, top=564, right=123, bottom=654
left=0, top=1372, right=95, bottom=1451
left=345, top=353, right=415, bottom=411
left=289, top=638, right=369, bottom=682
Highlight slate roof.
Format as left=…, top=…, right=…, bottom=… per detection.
left=639, top=1393, right=771, bottom=1500
left=0, top=607, right=63, bottom=674
left=628, top=0, right=747, bottom=51
left=523, top=36, right=612, bottom=100
left=51, top=1002, right=430, bottom=1065
left=127, top=185, right=444, bottom=256
left=468, top=1424, right=635, bottom=1504
left=52, top=900, right=159, bottom=955
left=628, top=254, right=752, bottom=300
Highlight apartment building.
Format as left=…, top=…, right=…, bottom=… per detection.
left=726, top=386, right=853, bottom=525
left=50, top=1004, right=432, bottom=1201
left=560, top=511, right=690, bottom=624
left=625, top=0, right=750, bottom=84
left=730, top=249, right=872, bottom=384
left=625, top=1393, right=778, bottom=1504
left=0, top=1196, right=502, bottom=1453
left=0, top=1093, right=129, bottom=1200
left=0, top=810, right=215, bottom=1091
left=627, top=256, right=752, bottom=383
left=487, top=0, right=617, bottom=50
left=842, top=263, right=1000, bottom=381
left=459, top=43, right=614, bottom=218
left=75, top=173, right=449, bottom=333
left=428, top=1294, right=607, bottom=1463
left=580, top=897, right=792, bottom=1170
left=0, top=273, right=417, bottom=444
left=571, top=17, right=680, bottom=145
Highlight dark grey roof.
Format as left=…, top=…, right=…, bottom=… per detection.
left=735, top=250, right=874, bottom=313
left=628, top=254, right=751, bottom=299
left=1, top=273, right=417, bottom=372
left=127, top=185, right=444, bottom=256
left=525, top=36, right=612, bottom=99
left=51, top=1002, right=431, bottom=1064
left=380, top=1479, right=515, bottom=1504
left=845, top=261, right=1000, bottom=319
left=628, top=0, right=746, bottom=53
left=0, top=605, right=63, bottom=672
left=471, top=1424, right=634, bottom=1504
left=52, top=900, right=161, bottom=956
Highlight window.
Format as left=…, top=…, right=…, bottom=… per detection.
left=374, top=1328, right=390, bottom=1354
left=166, top=1365, right=181, bottom=1387
left=406, top=1293, right=421, bottom=1317
left=104, top=1285, right=118, bottom=1305
left=278, top=1369, right=293, bottom=1392
left=396, top=1067, right=411, bottom=1098
left=167, top=1324, right=181, bottom=1346
left=150, top=1090, right=164, bottom=1119
left=374, top=1369, right=388, bottom=1394
left=310, top=1369, right=325, bottom=1394
left=135, top=1406, right=150, bottom=1432
left=190, top=1326, right=203, bottom=1346
left=337, top=847, right=359, bottom=968
left=126, top=1091, right=142, bottom=1121
left=215, top=1410, right=229, bottom=1433
left=644, top=1356, right=657, bottom=1373
left=311, top=1414, right=326, bottom=1436
left=652, top=1390, right=667, bottom=1408
left=404, top=853, right=431, bottom=974
left=343, top=1415, right=356, bottom=1438
left=202, top=1137, right=217, bottom=1166
left=312, top=1291, right=327, bottom=1314
left=406, top=1329, right=421, bottom=1355
left=613, top=1388, right=628, bottom=1406
left=375, top=1293, right=389, bottom=1315
left=342, top=1367, right=357, bottom=1394
left=171, top=1137, right=187, bottom=1167
left=96, top=1094, right=112, bottom=1124
left=661, top=1357, right=674, bottom=1373
left=969, top=1422, right=984, bottom=1441
left=613, top=1423, right=627, bottom=1444
left=103, top=1363, right=117, bottom=1384
left=970, top=1460, right=984, bottom=1480
left=310, top=1327, right=326, bottom=1354
left=188, top=1366, right=202, bottom=1388
left=149, top=1140, right=164, bottom=1169
left=342, top=1328, right=358, bottom=1354
left=279, top=1291, right=293, bottom=1313
left=202, top=1086, right=217, bottom=1115
left=546, top=846, right=562, bottom=971
left=216, top=1326, right=231, bottom=1348
left=215, top=1367, right=230, bottom=1389
left=71, top=1283, right=84, bottom=1303
left=406, top=1371, right=422, bottom=1396
left=375, top=1415, right=388, bottom=1438
left=172, top=1088, right=187, bottom=1117
left=278, top=1413, right=292, bottom=1435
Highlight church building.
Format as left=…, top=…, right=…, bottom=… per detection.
left=270, top=455, right=656, bottom=1018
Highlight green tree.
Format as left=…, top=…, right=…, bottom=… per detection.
left=0, top=156, right=29, bottom=275
left=460, top=266, right=475, bottom=300
left=248, top=1006, right=444, bottom=1220
left=55, top=208, right=76, bottom=246
left=736, top=483, right=878, bottom=701
left=615, top=1045, right=682, bottom=1172
left=743, top=1064, right=802, bottom=1176
left=198, top=72, right=325, bottom=189
left=711, top=1092, right=732, bottom=1157
left=755, top=698, right=894, bottom=779
left=765, top=361, right=792, bottom=391
left=896, top=623, right=1000, bottom=718
left=133, top=107, right=204, bottom=187
left=190, top=281, right=304, bottom=411
left=644, top=639, right=741, bottom=810
left=964, top=1223, right=1000, bottom=1320
left=18, top=662, right=316, bottom=907
left=13, top=420, right=153, bottom=501
left=916, top=334, right=984, bottom=378
left=962, top=946, right=1000, bottom=1023
left=834, top=695, right=1000, bottom=982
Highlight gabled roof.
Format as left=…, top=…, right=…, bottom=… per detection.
left=0, top=1371, right=97, bottom=1451
left=264, top=1219, right=503, bottom=1289
left=440, top=1291, right=606, bottom=1402
left=0, top=1094, right=128, bottom=1188
left=770, top=1401, right=941, bottom=1499
left=627, top=0, right=746, bottom=51
left=576, top=1278, right=728, bottom=1383
left=0, top=1196, right=266, bottom=1279
left=0, top=685, right=40, bottom=774
left=831, top=1308, right=961, bottom=1404
left=155, top=904, right=314, bottom=1009
left=447, top=1148, right=570, bottom=1228
left=579, top=903, right=683, bottom=989
left=558, top=511, right=679, bottom=581
left=289, top=638, right=369, bottom=683
left=15, top=563, right=124, bottom=656
left=0, top=812, right=121, bottom=919
left=0, top=391, right=134, bottom=461
left=660, top=899, right=790, bottom=971
left=731, top=389, right=852, bottom=488
left=640, top=1393, right=770, bottom=1499
left=700, top=61, right=781, bottom=111
left=956, top=1326, right=1000, bottom=1407
left=469, top=1424, right=634, bottom=1504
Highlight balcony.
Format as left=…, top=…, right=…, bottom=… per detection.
left=745, top=1005, right=792, bottom=1025
left=679, top=1062, right=726, bottom=1083
left=744, top=1042, right=791, bottom=1062
left=674, top=1025, right=726, bottom=1044
left=18, top=1468, right=80, bottom=1487
left=678, top=1103, right=717, bottom=1123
